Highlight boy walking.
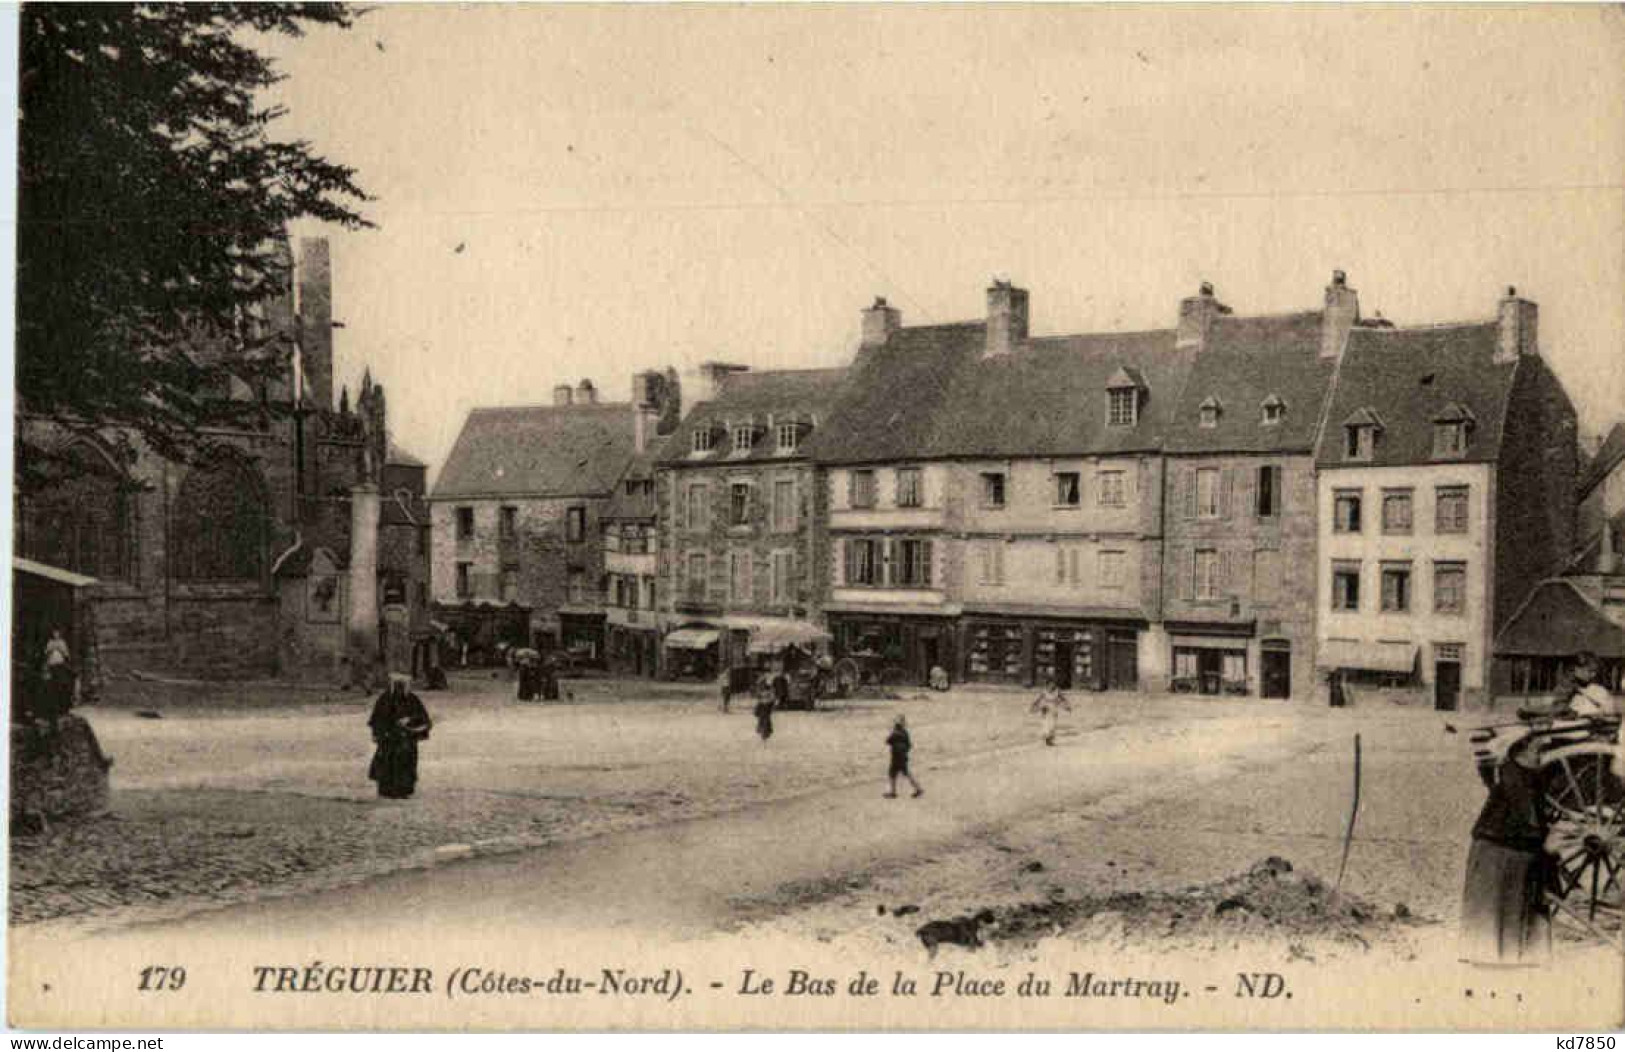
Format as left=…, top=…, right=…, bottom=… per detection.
left=885, top=715, right=923, bottom=798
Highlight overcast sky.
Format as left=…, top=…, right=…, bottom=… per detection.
left=263, top=4, right=1625, bottom=481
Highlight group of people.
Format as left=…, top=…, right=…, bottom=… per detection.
left=1461, top=650, right=1620, bottom=965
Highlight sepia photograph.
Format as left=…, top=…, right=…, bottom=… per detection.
left=5, top=1, right=1624, bottom=1034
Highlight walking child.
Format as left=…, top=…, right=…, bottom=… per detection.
left=1031, top=677, right=1070, bottom=746
left=885, top=715, right=923, bottom=798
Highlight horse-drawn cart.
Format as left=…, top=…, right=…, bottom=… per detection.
left=1470, top=714, right=1624, bottom=948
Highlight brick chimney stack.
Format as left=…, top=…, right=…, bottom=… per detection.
left=1496, top=286, right=1539, bottom=363
left=984, top=280, right=1029, bottom=358
left=861, top=296, right=902, bottom=349
left=685, top=361, right=749, bottom=406
left=297, top=238, right=334, bottom=411
left=1320, top=269, right=1360, bottom=360
left=1176, top=281, right=1232, bottom=351
left=632, top=370, right=666, bottom=454
left=576, top=378, right=598, bottom=405
left=553, top=383, right=574, bottom=406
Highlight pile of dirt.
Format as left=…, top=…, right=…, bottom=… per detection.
left=931, top=857, right=1421, bottom=953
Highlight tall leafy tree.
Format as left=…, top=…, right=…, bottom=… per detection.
left=17, top=3, right=370, bottom=490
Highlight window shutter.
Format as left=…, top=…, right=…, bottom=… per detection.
left=1180, top=548, right=1195, bottom=601
left=922, top=541, right=934, bottom=586
left=1220, top=468, right=1235, bottom=518
left=841, top=539, right=853, bottom=585
left=1183, top=468, right=1198, bottom=519
left=1220, top=550, right=1234, bottom=594
left=1056, top=546, right=1067, bottom=584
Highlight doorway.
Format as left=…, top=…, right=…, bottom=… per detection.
left=916, top=632, right=942, bottom=686
left=1261, top=646, right=1291, bottom=699
left=1105, top=630, right=1138, bottom=691
left=1053, top=641, right=1074, bottom=689
left=1434, top=659, right=1461, bottom=711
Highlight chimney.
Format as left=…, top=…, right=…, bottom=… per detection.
left=297, top=237, right=334, bottom=410
left=553, top=383, right=574, bottom=407
left=1320, top=269, right=1360, bottom=360
left=984, top=280, right=1029, bottom=358
left=1496, top=287, right=1538, bottom=363
left=861, top=296, right=902, bottom=349
left=1176, top=281, right=1231, bottom=351
left=685, top=361, right=749, bottom=406
left=576, top=378, right=598, bottom=405
left=632, top=370, right=665, bottom=454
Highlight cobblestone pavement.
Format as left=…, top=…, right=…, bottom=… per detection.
left=13, top=673, right=1291, bottom=930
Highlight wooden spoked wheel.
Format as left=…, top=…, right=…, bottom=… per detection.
left=1540, top=742, right=1625, bottom=948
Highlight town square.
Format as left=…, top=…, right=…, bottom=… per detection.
left=7, top=2, right=1624, bottom=1034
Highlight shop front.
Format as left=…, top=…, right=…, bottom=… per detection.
left=1167, top=622, right=1257, bottom=697
left=826, top=609, right=955, bottom=687
left=606, top=621, right=660, bottom=678
left=958, top=607, right=1143, bottom=690
left=559, top=609, right=606, bottom=668
left=663, top=623, right=722, bottom=680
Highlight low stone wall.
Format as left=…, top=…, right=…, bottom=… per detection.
left=10, top=716, right=111, bottom=831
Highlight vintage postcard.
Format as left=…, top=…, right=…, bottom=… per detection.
left=7, top=2, right=1624, bottom=1034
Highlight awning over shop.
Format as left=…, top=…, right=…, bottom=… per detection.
left=14, top=557, right=97, bottom=589
left=665, top=628, right=721, bottom=651
left=1495, top=579, right=1625, bottom=658
left=746, top=621, right=833, bottom=654
left=1316, top=639, right=1417, bottom=673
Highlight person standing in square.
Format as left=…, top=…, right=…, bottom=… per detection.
left=885, top=715, right=923, bottom=798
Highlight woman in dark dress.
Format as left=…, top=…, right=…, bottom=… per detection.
left=1460, top=733, right=1550, bottom=964
left=368, top=675, right=433, bottom=799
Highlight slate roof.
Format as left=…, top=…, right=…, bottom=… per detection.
left=1314, top=322, right=1518, bottom=468
left=1164, top=311, right=1336, bottom=455
left=801, top=324, right=984, bottom=464
left=431, top=402, right=636, bottom=499
left=603, top=455, right=657, bottom=521
left=656, top=368, right=849, bottom=467
left=1581, top=422, right=1625, bottom=499
left=806, top=322, right=1191, bottom=463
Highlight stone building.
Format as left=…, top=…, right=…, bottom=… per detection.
left=13, top=237, right=423, bottom=685
left=601, top=452, right=659, bottom=677
left=429, top=374, right=676, bottom=663
left=1157, top=278, right=1345, bottom=700
left=1313, top=287, right=1578, bottom=710
left=808, top=282, right=1193, bottom=690
left=654, top=363, right=846, bottom=677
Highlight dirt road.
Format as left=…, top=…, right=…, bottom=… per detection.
left=39, top=710, right=1387, bottom=945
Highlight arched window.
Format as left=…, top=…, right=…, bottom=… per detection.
left=18, top=441, right=136, bottom=581
left=173, top=457, right=269, bottom=581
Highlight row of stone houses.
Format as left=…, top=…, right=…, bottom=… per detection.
left=429, top=271, right=1606, bottom=708
left=14, top=237, right=435, bottom=689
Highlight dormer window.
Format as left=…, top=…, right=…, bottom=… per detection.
left=692, top=428, right=715, bottom=454
left=1431, top=402, right=1476, bottom=459
left=732, top=425, right=754, bottom=453
left=776, top=423, right=799, bottom=452
left=1105, top=365, right=1145, bottom=427
left=1261, top=395, right=1285, bottom=426
left=1108, top=388, right=1137, bottom=427
left=1198, top=395, right=1222, bottom=429
left=1341, top=407, right=1384, bottom=462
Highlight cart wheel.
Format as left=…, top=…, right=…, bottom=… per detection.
left=1539, top=741, right=1625, bottom=944
left=832, top=659, right=859, bottom=699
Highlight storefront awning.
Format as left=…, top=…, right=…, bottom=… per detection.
left=1317, top=639, right=1417, bottom=673
left=665, top=628, right=721, bottom=651
left=13, top=557, right=97, bottom=589
left=746, top=621, right=832, bottom=654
